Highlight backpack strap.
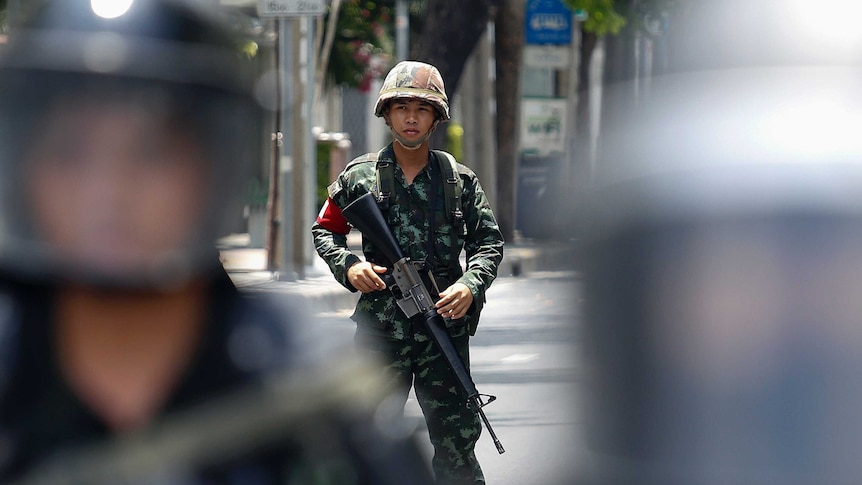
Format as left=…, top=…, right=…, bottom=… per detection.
left=375, top=156, right=394, bottom=211
left=432, top=150, right=465, bottom=272
left=373, top=149, right=466, bottom=271
left=345, top=149, right=393, bottom=210
left=433, top=150, right=464, bottom=229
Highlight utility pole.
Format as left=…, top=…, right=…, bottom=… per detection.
left=265, top=18, right=283, bottom=272
left=257, top=0, right=324, bottom=279
left=288, top=15, right=310, bottom=280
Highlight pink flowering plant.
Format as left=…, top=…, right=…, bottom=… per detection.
left=327, top=1, right=394, bottom=91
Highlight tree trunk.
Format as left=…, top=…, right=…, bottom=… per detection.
left=598, top=22, right=638, bottom=152
left=571, top=27, right=597, bottom=221
left=578, top=30, right=598, bottom=100
left=494, top=0, right=524, bottom=242
left=413, top=0, right=498, bottom=150
left=596, top=2, right=642, bottom=186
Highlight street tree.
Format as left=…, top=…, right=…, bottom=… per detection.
left=410, top=0, right=531, bottom=240
left=564, top=0, right=684, bottom=201
left=492, top=0, right=524, bottom=241
left=317, top=0, right=526, bottom=240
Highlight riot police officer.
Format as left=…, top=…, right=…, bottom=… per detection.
left=578, top=1, right=862, bottom=484
left=0, top=1, right=433, bottom=483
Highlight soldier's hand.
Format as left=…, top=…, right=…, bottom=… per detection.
left=436, top=283, right=473, bottom=320
left=347, top=261, right=388, bottom=293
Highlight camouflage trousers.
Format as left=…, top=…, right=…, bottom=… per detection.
left=355, top=325, right=484, bottom=485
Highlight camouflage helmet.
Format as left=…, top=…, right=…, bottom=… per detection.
left=374, top=61, right=450, bottom=121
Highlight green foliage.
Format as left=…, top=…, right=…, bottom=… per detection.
left=238, top=40, right=259, bottom=59
left=621, top=0, right=684, bottom=36
left=446, top=123, right=464, bottom=163
left=326, top=1, right=395, bottom=91
left=316, top=142, right=333, bottom=210
left=0, top=0, right=7, bottom=34
left=564, top=0, right=684, bottom=36
left=563, top=0, right=627, bottom=35
left=246, top=176, right=269, bottom=209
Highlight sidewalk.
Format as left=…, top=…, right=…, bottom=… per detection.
left=218, top=232, right=575, bottom=315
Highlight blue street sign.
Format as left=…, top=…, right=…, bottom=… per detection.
left=525, top=0, right=573, bottom=45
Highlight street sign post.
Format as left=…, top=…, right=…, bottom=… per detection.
left=524, top=0, right=573, bottom=45
left=520, top=97, right=568, bottom=156
left=257, top=0, right=324, bottom=273
left=257, top=0, right=325, bottom=17
left=524, top=45, right=570, bottom=68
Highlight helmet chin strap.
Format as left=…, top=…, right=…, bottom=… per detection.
left=390, top=120, right=439, bottom=150
left=391, top=129, right=428, bottom=150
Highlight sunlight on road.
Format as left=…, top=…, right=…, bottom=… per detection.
left=501, top=353, right=539, bottom=364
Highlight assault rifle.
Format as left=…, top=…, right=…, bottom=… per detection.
left=341, top=192, right=505, bottom=454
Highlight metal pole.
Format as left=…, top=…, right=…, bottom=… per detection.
left=396, top=0, right=409, bottom=60
left=265, top=18, right=282, bottom=272
left=290, top=16, right=306, bottom=279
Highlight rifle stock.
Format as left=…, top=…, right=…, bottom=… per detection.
left=340, top=192, right=505, bottom=454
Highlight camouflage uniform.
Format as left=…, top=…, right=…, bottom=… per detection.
left=312, top=140, right=504, bottom=484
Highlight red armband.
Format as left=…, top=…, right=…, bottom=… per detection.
left=316, top=197, right=351, bottom=234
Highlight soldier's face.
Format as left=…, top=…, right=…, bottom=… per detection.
left=23, top=96, right=210, bottom=277
left=385, top=98, right=438, bottom=141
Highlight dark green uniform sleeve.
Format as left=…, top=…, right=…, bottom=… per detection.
left=311, top=223, right=361, bottom=292
left=457, top=170, right=505, bottom=301
left=311, top=178, right=362, bottom=292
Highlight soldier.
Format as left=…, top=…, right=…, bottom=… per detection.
left=0, top=1, right=434, bottom=484
left=312, top=61, right=505, bottom=485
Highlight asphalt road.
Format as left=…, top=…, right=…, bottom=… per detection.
left=311, top=271, right=584, bottom=485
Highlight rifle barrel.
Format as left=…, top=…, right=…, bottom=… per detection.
left=471, top=397, right=506, bottom=454
left=425, top=310, right=505, bottom=454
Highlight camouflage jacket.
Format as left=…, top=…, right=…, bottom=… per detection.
left=312, top=143, right=504, bottom=339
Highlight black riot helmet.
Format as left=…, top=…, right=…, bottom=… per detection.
left=0, top=0, right=263, bottom=288
left=577, top=1, right=862, bottom=484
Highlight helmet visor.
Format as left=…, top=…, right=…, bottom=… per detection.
left=0, top=72, right=257, bottom=288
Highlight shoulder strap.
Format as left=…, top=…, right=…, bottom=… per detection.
left=346, top=149, right=394, bottom=211
left=375, top=154, right=394, bottom=211
left=372, top=150, right=466, bottom=272
left=433, top=150, right=463, bottom=227
left=344, top=151, right=378, bottom=171
left=373, top=149, right=463, bottom=223
left=372, top=150, right=464, bottom=227
left=432, top=150, right=465, bottom=273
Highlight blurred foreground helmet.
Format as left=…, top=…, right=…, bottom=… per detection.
left=374, top=60, right=450, bottom=121
left=0, top=0, right=261, bottom=288
left=578, top=1, right=862, bottom=484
